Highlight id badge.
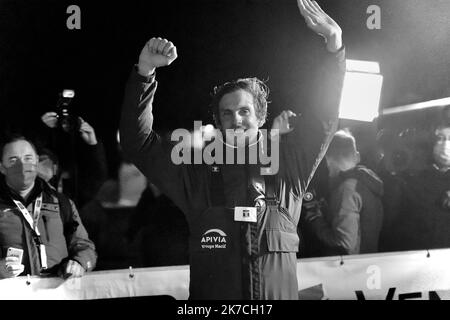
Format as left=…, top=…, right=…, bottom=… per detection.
left=234, top=207, right=257, bottom=223
left=39, top=244, right=48, bottom=270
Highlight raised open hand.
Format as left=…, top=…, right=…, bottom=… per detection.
left=297, top=0, right=343, bottom=52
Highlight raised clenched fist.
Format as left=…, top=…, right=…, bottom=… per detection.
left=137, top=37, right=178, bottom=76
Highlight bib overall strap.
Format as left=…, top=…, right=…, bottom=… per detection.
left=263, top=173, right=278, bottom=207
left=209, top=165, right=226, bottom=207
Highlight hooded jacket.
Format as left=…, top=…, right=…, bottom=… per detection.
left=308, top=165, right=384, bottom=255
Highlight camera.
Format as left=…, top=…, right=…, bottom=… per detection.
left=56, top=89, right=80, bottom=132
left=377, top=128, right=430, bottom=174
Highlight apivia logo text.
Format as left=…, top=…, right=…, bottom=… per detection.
left=201, top=229, right=227, bottom=250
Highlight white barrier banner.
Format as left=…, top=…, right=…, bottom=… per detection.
left=298, top=249, right=450, bottom=300
left=1, top=249, right=450, bottom=300
left=0, top=266, right=190, bottom=300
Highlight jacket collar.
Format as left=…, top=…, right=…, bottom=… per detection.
left=0, top=175, right=55, bottom=206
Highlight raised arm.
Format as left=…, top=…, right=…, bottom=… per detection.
left=119, top=38, right=194, bottom=214
left=297, top=0, right=342, bottom=53
left=278, top=0, right=346, bottom=197
left=120, top=37, right=177, bottom=159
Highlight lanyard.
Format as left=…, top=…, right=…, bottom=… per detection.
left=13, top=194, right=47, bottom=269
left=13, top=194, right=42, bottom=235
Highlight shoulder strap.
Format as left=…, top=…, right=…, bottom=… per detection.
left=55, top=192, right=78, bottom=240
left=264, top=173, right=278, bottom=204
left=209, top=165, right=226, bottom=207
left=247, top=164, right=278, bottom=206
left=209, top=163, right=278, bottom=207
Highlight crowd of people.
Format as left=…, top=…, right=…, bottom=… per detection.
left=300, top=116, right=450, bottom=258
left=0, top=0, right=449, bottom=301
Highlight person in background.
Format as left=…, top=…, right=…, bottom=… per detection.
left=0, top=136, right=96, bottom=279
left=127, top=182, right=189, bottom=267
left=38, top=112, right=108, bottom=208
left=383, top=108, right=450, bottom=251
left=79, top=159, right=147, bottom=270
left=305, top=130, right=384, bottom=255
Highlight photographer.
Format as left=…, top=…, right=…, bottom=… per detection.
left=37, top=108, right=108, bottom=209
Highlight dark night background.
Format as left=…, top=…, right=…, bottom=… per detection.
left=1, top=0, right=449, bottom=177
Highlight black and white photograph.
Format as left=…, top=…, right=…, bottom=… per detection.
left=0, top=0, right=449, bottom=307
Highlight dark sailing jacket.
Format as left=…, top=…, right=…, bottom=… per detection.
left=120, top=47, right=345, bottom=300
left=308, top=165, right=384, bottom=255
left=0, top=176, right=97, bottom=276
